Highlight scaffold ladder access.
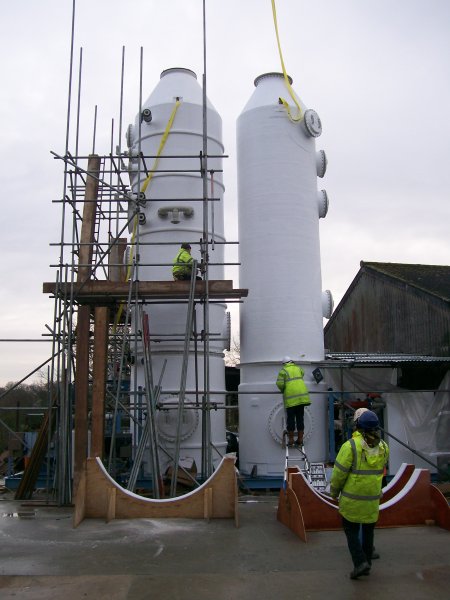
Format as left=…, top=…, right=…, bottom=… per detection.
left=283, top=431, right=328, bottom=493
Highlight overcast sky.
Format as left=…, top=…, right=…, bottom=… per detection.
left=0, top=0, right=449, bottom=385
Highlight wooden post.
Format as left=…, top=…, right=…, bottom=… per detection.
left=78, top=155, right=101, bottom=283
left=91, top=306, right=109, bottom=459
left=72, top=466, right=86, bottom=528
left=73, top=154, right=101, bottom=495
left=108, top=237, right=127, bottom=282
left=73, top=304, right=91, bottom=494
left=203, top=487, right=213, bottom=521
left=106, top=486, right=116, bottom=523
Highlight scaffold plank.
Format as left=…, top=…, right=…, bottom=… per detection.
left=43, top=280, right=248, bottom=302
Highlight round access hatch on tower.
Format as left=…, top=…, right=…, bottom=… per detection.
left=268, top=402, right=314, bottom=445
left=303, top=109, right=322, bottom=137
left=156, top=396, right=199, bottom=442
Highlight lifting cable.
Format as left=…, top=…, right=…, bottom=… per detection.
left=113, top=99, right=181, bottom=332
left=271, top=0, right=303, bottom=123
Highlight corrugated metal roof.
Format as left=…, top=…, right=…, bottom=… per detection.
left=362, top=262, right=450, bottom=302
left=325, top=352, right=450, bottom=365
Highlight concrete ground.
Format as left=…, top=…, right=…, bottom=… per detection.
left=0, top=490, right=449, bottom=600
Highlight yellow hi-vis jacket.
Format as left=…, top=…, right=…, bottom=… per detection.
left=276, top=362, right=310, bottom=408
left=330, top=431, right=389, bottom=523
left=172, top=248, right=193, bottom=278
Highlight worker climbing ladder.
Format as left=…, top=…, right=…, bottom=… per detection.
left=283, top=431, right=328, bottom=493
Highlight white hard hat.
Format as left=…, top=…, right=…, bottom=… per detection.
left=282, top=356, right=292, bottom=363
left=353, top=407, right=369, bottom=422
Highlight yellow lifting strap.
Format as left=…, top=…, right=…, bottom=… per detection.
left=271, top=0, right=303, bottom=123
left=140, top=99, right=181, bottom=194
left=113, top=99, right=181, bottom=332
left=126, top=98, right=181, bottom=282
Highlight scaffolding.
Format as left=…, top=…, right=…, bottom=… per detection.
left=41, top=142, right=247, bottom=504
left=15, top=1, right=246, bottom=505
left=42, top=126, right=248, bottom=504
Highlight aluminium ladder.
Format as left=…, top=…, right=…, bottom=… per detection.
left=283, top=431, right=328, bottom=493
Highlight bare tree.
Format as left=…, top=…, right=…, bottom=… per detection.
left=224, top=336, right=240, bottom=367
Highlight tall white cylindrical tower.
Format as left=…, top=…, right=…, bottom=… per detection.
left=237, top=73, right=331, bottom=476
left=126, top=68, right=228, bottom=478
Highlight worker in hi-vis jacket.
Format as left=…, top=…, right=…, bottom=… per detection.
left=276, top=357, right=310, bottom=447
left=330, top=410, right=389, bottom=580
left=172, top=243, right=201, bottom=281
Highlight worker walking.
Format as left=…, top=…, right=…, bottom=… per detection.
left=351, top=407, right=381, bottom=560
left=276, top=357, right=310, bottom=447
left=172, top=243, right=201, bottom=281
left=330, top=410, right=389, bottom=580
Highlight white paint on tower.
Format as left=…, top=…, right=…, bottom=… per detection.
left=126, top=68, right=228, bottom=477
left=237, top=72, right=332, bottom=475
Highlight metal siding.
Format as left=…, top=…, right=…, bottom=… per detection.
left=324, top=272, right=450, bottom=355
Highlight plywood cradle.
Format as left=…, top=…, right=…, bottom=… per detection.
left=74, top=455, right=239, bottom=528
left=277, top=462, right=450, bottom=542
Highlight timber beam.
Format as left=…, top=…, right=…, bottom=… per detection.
left=43, top=279, right=248, bottom=304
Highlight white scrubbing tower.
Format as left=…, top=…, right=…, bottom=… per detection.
left=126, top=68, right=228, bottom=478
left=237, top=73, right=331, bottom=476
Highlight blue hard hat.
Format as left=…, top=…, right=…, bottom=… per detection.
left=357, top=410, right=379, bottom=431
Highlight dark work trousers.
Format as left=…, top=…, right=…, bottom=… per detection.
left=173, top=273, right=202, bottom=281
left=286, top=405, right=305, bottom=432
left=342, top=517, right=376, bottom=567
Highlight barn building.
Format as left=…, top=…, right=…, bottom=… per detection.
left=323, top=262, right=450, bottom=476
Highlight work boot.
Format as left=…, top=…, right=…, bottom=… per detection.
left=287, top=432, right=295, bottom=447
left=350, top=562, right=371, bottom=580
left=295, top=431, right=304, bottom=447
